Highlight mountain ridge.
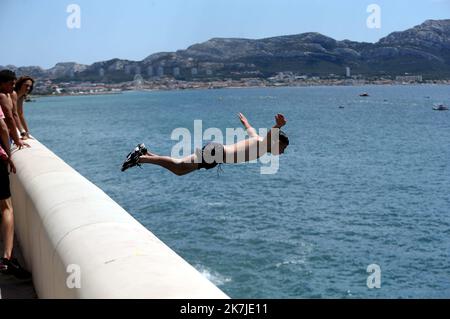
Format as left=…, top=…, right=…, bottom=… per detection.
left=3, top=19, right=450, bottom=82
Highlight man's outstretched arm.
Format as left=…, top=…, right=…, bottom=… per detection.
left=262, top=113, right=287, bottom=150
left=239, top=113, right=260, bottom=139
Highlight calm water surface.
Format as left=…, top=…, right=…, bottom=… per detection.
left=26, top=85, right=450, bottom=298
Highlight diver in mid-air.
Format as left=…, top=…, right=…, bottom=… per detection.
left=121, top=113, right=289, bottom=175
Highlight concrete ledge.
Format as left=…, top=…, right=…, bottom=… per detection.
left=10, top=138, right=229, bottom=299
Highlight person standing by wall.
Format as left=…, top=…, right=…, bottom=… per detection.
left=12, top=76, right=34, bottom=140
left=0, top=70, right=31, bottom=279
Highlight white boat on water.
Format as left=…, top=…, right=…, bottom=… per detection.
left=433, top=104, right=449, bottom=111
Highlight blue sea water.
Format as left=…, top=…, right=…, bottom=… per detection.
left=26, top=85, right=450, bottom=298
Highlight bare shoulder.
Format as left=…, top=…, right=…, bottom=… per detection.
left=0, top=94, right=12, bottom=110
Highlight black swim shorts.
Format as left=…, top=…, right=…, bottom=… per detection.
left=198, top=142, right=225, bottom=170
left=0, top=160, right=11, bottom=200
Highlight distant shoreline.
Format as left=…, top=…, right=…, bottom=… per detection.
left=31, top=81, right=450, bottom=99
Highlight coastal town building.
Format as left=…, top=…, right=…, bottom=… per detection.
left=395, top=75, right=423, bottom=83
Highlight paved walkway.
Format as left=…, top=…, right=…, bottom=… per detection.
left=0, top=237, right=37, bottom=299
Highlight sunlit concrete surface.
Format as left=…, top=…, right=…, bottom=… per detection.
left=9, top=138, right=229, bottom=299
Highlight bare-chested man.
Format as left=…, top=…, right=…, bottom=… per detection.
left=0, top=69, right=31, bottom=279
left=0, top=71, right=29, bottom=150
left=121, top=113, right=289, bottom=175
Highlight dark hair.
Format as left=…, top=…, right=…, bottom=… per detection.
left=0, top=70, right=17, bottom=84
left=15, top=76, right=35, bottom=94
left=279, top=130, right=289, bottom=146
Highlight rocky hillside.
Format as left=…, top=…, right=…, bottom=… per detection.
left=3, top=19, right=450, bottom=82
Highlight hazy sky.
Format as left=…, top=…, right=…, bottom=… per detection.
left=1, top=0, right=449, bottom=68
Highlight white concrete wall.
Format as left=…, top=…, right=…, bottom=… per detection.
left=10, top=138, right=229, bottom=299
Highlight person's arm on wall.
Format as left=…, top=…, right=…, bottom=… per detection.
left=11, top=91, right=25, bottom=135
left=17, top=97, right=31, bottom=139
left=0, top=94, right=29, bottom=149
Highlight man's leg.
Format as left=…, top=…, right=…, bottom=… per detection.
left=139, top=153, right=199, bottom=176
left=0, top=198, right=14, bottom=260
